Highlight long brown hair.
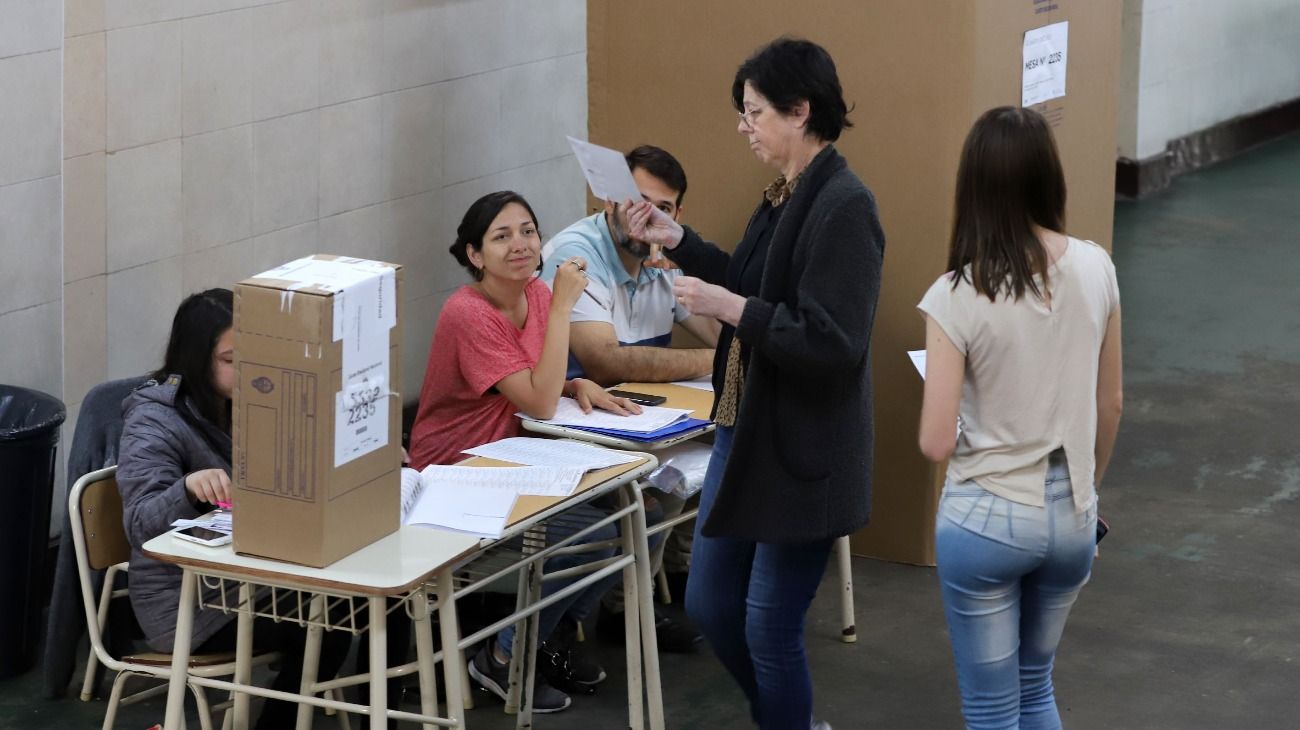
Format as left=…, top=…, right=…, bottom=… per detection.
left=948, top=106, right=1066, bottom=301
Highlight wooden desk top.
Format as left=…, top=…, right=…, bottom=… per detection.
left=615, top=382, right=714, bottom=420
left=143, top=522, right=482, bottom=596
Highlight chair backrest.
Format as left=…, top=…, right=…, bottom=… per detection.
left=74, top=467, right=131, bottom=570
left=68, top=466, right=129, bottom=669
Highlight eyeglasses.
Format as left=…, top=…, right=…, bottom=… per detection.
left=737, top=102, right=770, bottom=127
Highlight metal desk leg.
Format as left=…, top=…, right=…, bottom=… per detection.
left=836, top=536, right=857, bottom=643
left=505, top=567, right=530, bottom=714
left=411, top=589, right=441, bottom=730
left=234, top=583, right=255, bottom=730
left=516, top=562, right=544, bottom=730
left=296, top=593, right=327, bottom=730
left=628, top=484, right=665, bottom=730
left=367, top=596, right=388, bottom=730
left=164, top=569, right=198, bottom=730
left=436, top=567, right=466, bottom=728
left=619, top=494, right=644, bottom=730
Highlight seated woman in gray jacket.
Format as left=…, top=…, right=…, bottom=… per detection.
left=116, top=288, right=350, bottom=729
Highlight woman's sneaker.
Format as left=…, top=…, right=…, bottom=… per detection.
left=467, top=644, right=572, bottom=713
left=538, top=638, right=606, bottom=693
left=548, top=619, right=606, bottom=686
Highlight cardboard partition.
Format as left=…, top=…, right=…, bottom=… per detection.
left=589, top=0, right=1121, bottom=564
left=232, top=255, right=404, bottom=568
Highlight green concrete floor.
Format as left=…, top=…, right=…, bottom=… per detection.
left=6, top=133, right=1299, bottom=728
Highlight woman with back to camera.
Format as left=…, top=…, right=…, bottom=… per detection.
left=116, top=289, right=351, bottom=728
left=407, top=190, right=641, bottom=713
left=917, top=106, right=1124, bottom=729
left=626, top=37, right=885, bottom=730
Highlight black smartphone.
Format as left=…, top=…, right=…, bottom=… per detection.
left=1095, top=515, right=1109, bottom=544
left=607, top=389, right=667, bottom=407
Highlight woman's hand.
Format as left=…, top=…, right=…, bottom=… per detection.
left=673, top=276, right=747, bottom=326
left=568, top=378, right=643, bottom=416
left=551, top=256, right=589, bottom=310
left=625, top=200, right=684, bottom=250
left=185, top=468, right=231, bottom=507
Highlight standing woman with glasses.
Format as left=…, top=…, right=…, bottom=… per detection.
left=918, top=106, right=1123, bottom=729
left=626, top=37, right=884, bottom=730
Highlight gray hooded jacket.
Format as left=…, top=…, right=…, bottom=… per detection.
left=117, top=376, right=235, bottom=652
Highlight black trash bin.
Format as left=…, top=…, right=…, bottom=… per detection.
left=0, top=385, right=66, bottom=680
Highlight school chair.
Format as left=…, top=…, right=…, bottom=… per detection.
left=69, top=465, right=278, bottom=730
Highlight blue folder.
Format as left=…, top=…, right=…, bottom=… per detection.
left=567, top=417, right=712, bottom=442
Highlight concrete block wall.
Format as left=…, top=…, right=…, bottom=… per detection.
left=48, top=0, right=590, bottom=532
left=1118, top=0, right=1300, bottom=160
left=0, top=3, right=63, bottom=401
left=0, top=2, right=64, bottom=532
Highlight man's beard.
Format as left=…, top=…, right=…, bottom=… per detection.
left=617, top=236, right=652, bottom=259
left=609, top=210, right=652, bottom=259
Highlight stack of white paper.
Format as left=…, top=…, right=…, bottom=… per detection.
left=400, top=467, right=425, bottom=518
left=419, top=464, right=586, bottom=497
left=520, top=397, right=691, bottom=433
left=405, top=481, right=516, bottom=538
left=463, top=437, right=640, bottom=471
left=402, top=464, right=587, bottom=538
left=171, top=511, right=232, bottom=534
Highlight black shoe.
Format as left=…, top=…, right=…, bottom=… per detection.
left=654, top=613, right=703, bottom=654
left=467, top=644, right=571, bottom=714
left=597, top=605, right=702, bottom=654
left=543, top=620, right=606, bottom=688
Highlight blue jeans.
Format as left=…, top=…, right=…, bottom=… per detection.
left=497, top=503, right=620, bottom=656
left=685, top=426, right=835, bottom=730
left=936, top=451, right=1096, bottom=730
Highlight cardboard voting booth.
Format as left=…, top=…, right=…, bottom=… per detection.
left=232, top=255, right=403, bottom=567
left=588, top=0, right=1122, bottom=564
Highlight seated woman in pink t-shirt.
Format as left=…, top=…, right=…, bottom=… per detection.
left=408, top=190, right=637, bottom=468
left=408, top=190, right=639, bottom=713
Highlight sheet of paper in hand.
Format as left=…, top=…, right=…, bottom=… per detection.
left=567, top=136, right=642, bottom=203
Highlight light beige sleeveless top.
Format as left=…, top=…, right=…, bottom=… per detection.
left=917, top=238, right=1120, bottom=511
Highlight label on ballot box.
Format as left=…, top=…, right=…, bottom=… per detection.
left=231, top=255, right=402, bottom=568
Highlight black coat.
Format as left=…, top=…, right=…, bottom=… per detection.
left=669, top=146, right=884, bottom=543
left=43, top=376, right=146, bottom=697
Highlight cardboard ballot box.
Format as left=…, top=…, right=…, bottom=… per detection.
left=232, top=255, right=403, bottom=567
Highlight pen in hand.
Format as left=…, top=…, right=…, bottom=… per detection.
left=578, top=271, right=612, bottom=310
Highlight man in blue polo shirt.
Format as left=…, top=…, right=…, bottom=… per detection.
left=540, top=145, right=714, bottom=660
left=541, top=145, right=719, bottom=383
